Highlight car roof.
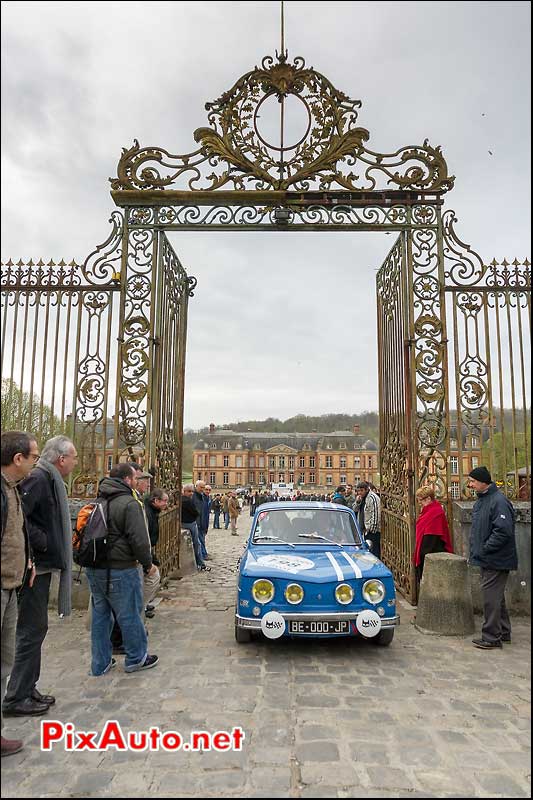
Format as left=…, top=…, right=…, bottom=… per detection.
left=256, top=501, right=353, bottom=512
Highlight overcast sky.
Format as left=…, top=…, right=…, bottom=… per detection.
left=1, top=1, right=531, bottom=430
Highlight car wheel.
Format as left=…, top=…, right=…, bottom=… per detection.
left=235, top=624, right=252, bottom=643
left=372, top=628, right=395, bottom=646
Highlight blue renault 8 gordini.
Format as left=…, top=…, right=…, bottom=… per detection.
left=235, top=501, right=399, bottom=645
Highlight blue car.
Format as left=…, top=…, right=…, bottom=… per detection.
left=235, top=502, right=399, bottom=645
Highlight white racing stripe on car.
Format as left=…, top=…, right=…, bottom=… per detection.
left=339, top=550, right=363, bottom=579
left=326, top=551, right=345, bottom=581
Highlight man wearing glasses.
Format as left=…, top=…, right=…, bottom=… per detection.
left=3, top=435, right=77, bottom=719
left=1, top=431, right=38, bottom=756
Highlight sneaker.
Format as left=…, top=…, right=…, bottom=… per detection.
left=124, top=654, right=159, bottom=673
left=145, top=609, right=155, bottom=619
left=145, top=604, right=155, bottom=612
left=472, top=638, right=502, bottom=649
left=198, top=565, right=211, bottom=572
left=1, top=736, right=24, bottom=757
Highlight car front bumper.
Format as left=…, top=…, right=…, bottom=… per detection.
left=235, top=611, right=400, bottom=630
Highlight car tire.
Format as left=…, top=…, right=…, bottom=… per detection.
left=372, top=628, right=395, bottom=646
left=235, top=624, right=252, bottom=643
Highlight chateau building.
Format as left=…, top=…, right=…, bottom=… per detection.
left=192, top=425, right=379, bottom=491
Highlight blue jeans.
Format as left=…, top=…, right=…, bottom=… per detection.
left=86, top=567, right=147, bottom=675
left=182, top=521, right=204, bottom=567
left=213, top=511, right=221, bottom=528
left=224, top=511, right=230, bottom=529
left=198, top=527, right=208, bottom=560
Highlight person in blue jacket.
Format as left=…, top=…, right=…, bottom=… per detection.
left=468, top=466, right=518, bottom=650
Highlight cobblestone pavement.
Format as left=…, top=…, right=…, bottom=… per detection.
left=1, top=512, right=531, bottom=798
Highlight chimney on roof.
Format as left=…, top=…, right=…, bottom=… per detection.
left=209, top=423, right=215, bottom=433
left=353, top=425, right=360, bottom=434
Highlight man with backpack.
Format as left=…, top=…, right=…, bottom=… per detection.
left=84, top=463, right=158, bottom=675
left=3, top=435, right=76, bottom=719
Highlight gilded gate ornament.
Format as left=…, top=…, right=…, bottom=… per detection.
left=111, top=53, right=454, bottom=194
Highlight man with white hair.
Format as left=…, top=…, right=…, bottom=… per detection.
left=3, top=435, right=77, bottom=717
left=192, top=480, right=210, bottom=562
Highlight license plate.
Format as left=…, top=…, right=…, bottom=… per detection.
left=288, top=619, right=350, bottom=635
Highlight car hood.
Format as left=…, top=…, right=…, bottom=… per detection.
left=242, top=545, right=387, bottom=583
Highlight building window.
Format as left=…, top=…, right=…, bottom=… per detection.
left=471, top=456, right=479, bottom=470
left=223, top=472, right=229, bottom=485
left=106, top=454, right=113, bottom=472
left=340, top=442, right=346, bottom=450
left=278, top=473, right=285, bottom=483
left=309, top=472, right=315, bottom=484
left=289, top=456, right=295, bottom=469
left=209, top=456, right=216, bottom=466
left=197, top=472, right=202, bottom=481
left=269, top=472, right=275, bottom=483
left=289, top=472, right=294, bottom=483
left=278, top=456, right=285, bottom=468
left=367, top=456, right=374, bottom=468
left=340, top=456, right=346, bottom=469
left=223, top=441, right=231, bottom=449
left=197, top=455, right=203, bottom=466
left=326, top=443, right=332, bottom=450
left=299, top=473, right=305, bottom=484
left=450, top=439, right=458, bottom=449
left=259, top=456, right=265, bottom=467
left=326, top=456, right=333, bottom=468
left=269, top=456, right=275, bottom=468
left=236, top=472, right=242, bottom=484
left=471, top=436, right=479, bottom=448
left=299, top=456, right=305, bottom=468
left=354, top=457, right=360, bottom=468
left=210, top=472, right=216, bottom=485
left=303, top=444, right=310, bottom=451
left=249, top=456, right=255, bottom=468
left=309, top=456, right=315, bottom=468
left=450, top=482, right=460, bottom=499
left=236, top=456, right=242, bottom=468
left=450, top=456, right=459, bottom=475
left=211, top=443, right=217, bottom=449
left=250, top=471, right=256, bottom=484
left=223, top=455, right=229, bottom=467
left=254, top=443, right=261, bottom=450
left=340, top=475, right=347, bottom=485
left=326, top=475, right=333, bottom=485
left=259, top=472, right=265, bottom=484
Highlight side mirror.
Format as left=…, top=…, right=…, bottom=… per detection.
left=365, top=539, right=373, bottom=551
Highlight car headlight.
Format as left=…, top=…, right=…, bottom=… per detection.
left=252, top=579, right=274, bottom=605
left=363, top=579, right=385, bottom=605
left=285, top=583, right=304, bottom=604
left=335, top=583, right=354, bottom=605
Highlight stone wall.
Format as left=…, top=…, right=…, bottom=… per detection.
left=452, top=501, right=531, bottom=615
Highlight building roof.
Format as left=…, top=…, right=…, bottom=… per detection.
left=194, top=431, right=378, bottom=451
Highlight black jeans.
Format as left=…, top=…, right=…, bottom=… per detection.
left=480, top=569, right=511, bottom=643
left=365, top=531, right=381, bottom=561
left=4, top=572, right=52, bottom=705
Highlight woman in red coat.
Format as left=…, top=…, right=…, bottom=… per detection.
left=414, top=485, right=453, bottom=583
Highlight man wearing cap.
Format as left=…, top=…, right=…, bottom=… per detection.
left=468, top=466, right=518, bottom=650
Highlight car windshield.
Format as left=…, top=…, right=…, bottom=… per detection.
left=253, top=509, right=362, bottom=546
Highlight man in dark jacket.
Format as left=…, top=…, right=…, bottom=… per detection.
left=182, top=484, right=209, bottom=571
left=192, top=480, right=210, bottom=561
left=1, top=431, right=37, bottom=756
left=4, top=435, right=76, bottom=718
left=86, top=463, right=158, bottom=675
left=468, top=466, right=518, bottom=650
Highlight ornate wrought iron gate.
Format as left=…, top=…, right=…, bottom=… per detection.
left=2, top=46, right=530, bottom=593
left=376, top=233, right=417, bottom=600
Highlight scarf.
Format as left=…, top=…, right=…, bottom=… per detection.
left=37, top=460, right=72, bottom=616
left=413, top=499, right=453, bottom=566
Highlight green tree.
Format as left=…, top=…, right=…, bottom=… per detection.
left=1, top=378, right=64, bottom=444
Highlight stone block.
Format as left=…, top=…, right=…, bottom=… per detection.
left=415, top=553, right=474, bottom=636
